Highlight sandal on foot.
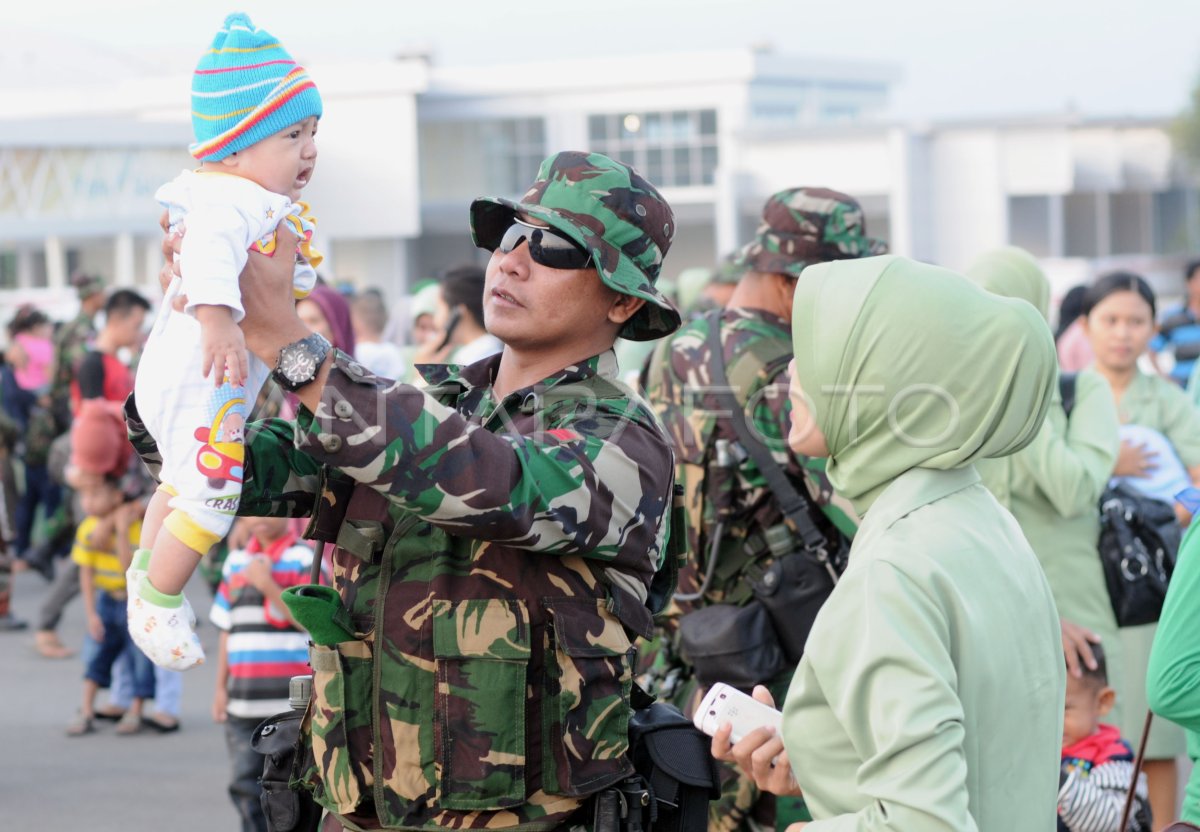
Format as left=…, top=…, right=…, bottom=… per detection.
left=66, top=714, right=95, bottom=737
left=115, top=711, right=143, bottom=735
left=94, top=707, right=128, bottom=722
left=141, top=715, right=180, bottom=733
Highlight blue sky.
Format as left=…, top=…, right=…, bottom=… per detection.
left=8, top=0, right=1200, bottom=120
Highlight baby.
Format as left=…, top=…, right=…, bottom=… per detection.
left=1058, top=645, right=1151, bottom=832
left=128, top=13, right=322, bottom=670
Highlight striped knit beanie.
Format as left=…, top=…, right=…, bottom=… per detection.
left=189, top=13, right=322, bottom=162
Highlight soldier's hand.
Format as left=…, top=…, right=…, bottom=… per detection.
left=159, top=212, right=186, bottom=312
left=239, top=222, right=306, bottom=364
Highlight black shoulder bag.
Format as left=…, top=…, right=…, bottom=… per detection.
left=676, top=316, right=848, bottom=688
left=1061, top=374, right=1182, bottom=627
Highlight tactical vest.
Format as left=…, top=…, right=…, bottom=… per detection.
left=661, top=327, right=796, bottom=608
left=298, top=372, right=683, bottom=830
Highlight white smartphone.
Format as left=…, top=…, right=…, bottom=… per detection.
left=693, top=682, right=783, bottom=743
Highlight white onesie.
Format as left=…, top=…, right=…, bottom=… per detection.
left=136, top=169, right=320, bottom=555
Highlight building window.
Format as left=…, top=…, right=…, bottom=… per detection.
left=483, top=118, right=546, bottom=196
left=1008, top=196, right=1052, bottom=258
left=587, top=109, right=718, bottom=187
left=1154, top=188, right=1196, bottom=255
left=0, top=252, right=16, bottom=290
left=1064, top=193, right=1102, bottom=258
left=1110, top=191, right=1152, bottom=255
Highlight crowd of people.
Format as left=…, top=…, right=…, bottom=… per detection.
left=5, top=12, right=1200, bottom=832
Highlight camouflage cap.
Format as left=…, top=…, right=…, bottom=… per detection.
left=70, top=271, right=105, bottom=300
left=735, top=187, right=887, bottom=277
left=469, top=150, right=682, bottom=341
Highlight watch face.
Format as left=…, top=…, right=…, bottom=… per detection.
left=281, top=348, right=317, bottom=382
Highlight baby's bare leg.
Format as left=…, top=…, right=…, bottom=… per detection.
left=145, top=529, right=202, bottom=596
left=139, top=489, right=172, bottom=551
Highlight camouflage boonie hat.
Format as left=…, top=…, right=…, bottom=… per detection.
left=735, top=186, right=887, bottom=277
left=70, top=271, right=105, bottom=300
left=470, top=150, right=682, bottom=341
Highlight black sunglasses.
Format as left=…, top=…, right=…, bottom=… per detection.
left=490, top=220, right=592, bottom=270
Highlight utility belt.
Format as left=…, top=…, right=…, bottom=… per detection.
left=676, top=518, right=848, bottom=691
left=255, top=678, right=718, bottom=832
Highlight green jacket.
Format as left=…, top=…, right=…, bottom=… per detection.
left=783, top=468, right=1064, bottom=831
left=1111, top=369, right=1200, bottom=759
left=131, top=349, right=676, bottom=831
left=976, top=370, right=1121, bottom=716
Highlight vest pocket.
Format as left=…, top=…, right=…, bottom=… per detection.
left=307, top=639, right=374, bottom=815
left=431, top=598, right=531, bottom=810
left=542, top=598, right=635, bottom=796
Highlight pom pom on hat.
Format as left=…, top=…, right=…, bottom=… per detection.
left=189, top=13, right=322, bottom=162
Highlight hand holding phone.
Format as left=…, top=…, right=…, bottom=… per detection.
left=694, top=682, right=783, bottom=743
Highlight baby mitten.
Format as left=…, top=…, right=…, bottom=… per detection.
left=126, top=548, right=152, bottom=598
left=127, top=574, right=205, bottom=671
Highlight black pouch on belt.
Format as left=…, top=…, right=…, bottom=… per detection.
left=751, top=547, right=839, bottom=666
left=252, top=710, right=323, bottom=832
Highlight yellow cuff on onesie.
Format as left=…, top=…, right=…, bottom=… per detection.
left=162, top=508, right=222, bottom=556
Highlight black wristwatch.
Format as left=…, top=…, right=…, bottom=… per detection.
left=272, top=332, right=332, bottom=392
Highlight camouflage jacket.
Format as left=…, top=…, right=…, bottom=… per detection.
left=227, top=349, right=673, bottom=830
left=644, top=308, right=857, bottom=612
left=49, top=310, right=96, bottom=429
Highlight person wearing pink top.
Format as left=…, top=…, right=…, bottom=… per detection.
left=1056, top=285, right=1096, bottom=372
left=2, top=305, right=61, bottom=562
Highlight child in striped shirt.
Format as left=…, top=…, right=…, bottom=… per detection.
left=1059, top=644, right=1152, bottom=831
left=210, top=516, right=317, bottom=832
left=129, top=12, right=323, bottom=671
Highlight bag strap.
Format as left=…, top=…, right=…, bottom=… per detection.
left=1060, top=372, right=1078, bottom=420
left=703, top=311, right=830, bottom=558
left=1119, top=709, right=1153, bottom=832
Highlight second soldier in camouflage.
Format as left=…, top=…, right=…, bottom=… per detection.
left=642, top=186, right=884, bottom=832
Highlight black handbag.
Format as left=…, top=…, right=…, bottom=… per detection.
left=1098, top=483, right=1181, bottom=627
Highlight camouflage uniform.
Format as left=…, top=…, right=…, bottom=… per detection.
left=50, top=274, right=104, bottom=433
left=642, top=187, right=884, bottom=832
left=129, top=152, right=683, bottom=831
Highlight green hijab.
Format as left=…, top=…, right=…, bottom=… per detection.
left=791, top=255, right=1056, bottom=514
left=964, top=246, right=1050, bottom=321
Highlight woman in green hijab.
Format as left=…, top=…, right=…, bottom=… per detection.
left=967, top=247, right=1122, bottom=700
left=1083, top=270, right=1200, bottom=826
left=713, top=255, right=1065, bottom=830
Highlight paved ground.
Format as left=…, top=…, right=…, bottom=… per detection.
left=1, top=565, right=241, bottom=830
